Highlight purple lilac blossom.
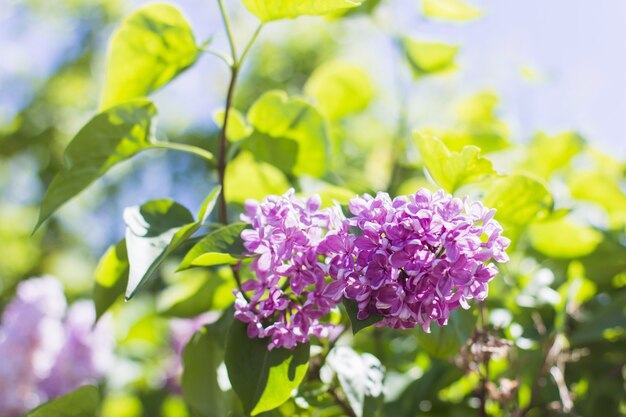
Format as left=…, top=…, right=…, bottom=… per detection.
left=235, top=189, right=348, bottom=350
left=340, top=189, right=510, bottom=331
left=0, top=277, right=113, bottom=417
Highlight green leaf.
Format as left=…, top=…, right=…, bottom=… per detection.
left=213, top=108, right=253, bottom=142
left=225, top=320, right=310, bottom=415
left=324, top=346, right=385, bottom=417
left=528, top=218, right=603, bottom=259
left=242, top=0, right=364, bottom=21
left=415, top=132, right=496, bottom=192
left=401, top=37, right=459, bottom=77
left=305, top=60, right=374, bottom=120
left=482, top=174, right=553, bottom=227
left=225, top=151, right=291, bottom=203
left=242, top=131, right=299, bottom=174
left=521, top=131, right=585, bottom=179
left=569, top=170, right=626, bottom=228
left=178, top=223, right=248, bottom=270
left=343, top=299, right=383, bottom=334
left=248, top=90, right=329, bottom=177
left=27, top=386, right=99, bottom=417
left=35, top=100, right=157, bottom=231
left=158, top=268, right=234, bottom=317
left=101, top=3, right=199, bottom=109
left=93, top=239, right=129, bottom=321
left=422, top=0, right=482, bottom=22
left=182, top=327, right=227, bottom=417
left=124, top=200, right=197, bottom=299
left=416, top=308, right=476, bottom=359
left=197, top=186, right=223, bottom=224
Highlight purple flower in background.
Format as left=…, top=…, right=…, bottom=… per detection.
left=0, top=277, right=113, bottom=417
left=338, top=189, right=510, bottom=331
left=165, top=313, right=216, bottom=392
left=235, top=190, right=347, bottom=350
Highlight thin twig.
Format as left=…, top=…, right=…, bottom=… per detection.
left=328, top=387, right=357, bottom=417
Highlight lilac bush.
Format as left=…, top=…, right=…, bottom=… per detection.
left=341, top=189, right=510, bottom=331
left=0, top=277, right=113, bottom=417
left=234, top=190, right=347, bottom=350
left=235, top=189, right=510, bottom=349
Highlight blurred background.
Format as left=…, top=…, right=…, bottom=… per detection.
left=1, top=0, right=625, bottom=416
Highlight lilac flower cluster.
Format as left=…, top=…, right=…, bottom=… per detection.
left=0, top=277, right=113, bottom=417
left=235, top=190, right=347, bottom=350
left=342, top=189, right=510, bottom=331
left=235, top=189, right=509, bottom=350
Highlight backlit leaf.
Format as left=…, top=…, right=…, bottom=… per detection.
left=422, top=0, right=482, bottom=22
left=415, top=132, right=495, bottom=192
left=225, top=152, right=290, bottom=204
left=101, top=3, right=199, bottom=109
left=305, top=60, right=374, bottom=120
left=401, top=37, right=459, bottom=77
left=248, top=90, right=328, bottom=177
left=213, top=108, right=253, bottom=142
left=482, top=174, right=553, bottom=227
left=242, top=0, right=364, bottom=22
left=528, top=218, right=603, bottom=258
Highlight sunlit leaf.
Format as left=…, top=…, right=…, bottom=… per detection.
left=401, top=37, right=459, bottom=77
left=482, top=174, right=553, bottom=227
left=178, top=223, right=248, bottom=270
left=101, top=3, right=199, bottom=109
left=422, top=0, right=482, bottom=22
left=324, top=346, right=384, bottom=417
left=158, top=268, right=234, bottom=317
left=225, top=152, right=291, bottom=204
left=242, top=0, right=364, bottom=21
left=213, top=108, right=253, bottom=142
left=225, top=320, right=310, bottom=415
left=528, top=218, right=602, bottom=258
left=27, top=386, right=99, bottom=417
left=124, top=200, right=197, bottom=299
left=569, top=170, right=626, bottom=228
left=93, top=239, right=128, bottom=321
left=248, top=90, right=329, bottom=177
left=520, top=131, right=585, bottom=179
left=35, top=100, right=157, bottom=230
left=415, top=132, right=495, bottom=193
left=305, top=60, right=374, bottom=120
left=242, top=132, right=299, bottom=174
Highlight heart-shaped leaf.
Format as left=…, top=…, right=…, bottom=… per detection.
left=101, top=3, right=200, bottom=109
left=415, top=132, right=496, bottom=193
left=248, top=90, right=329, bottom=178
